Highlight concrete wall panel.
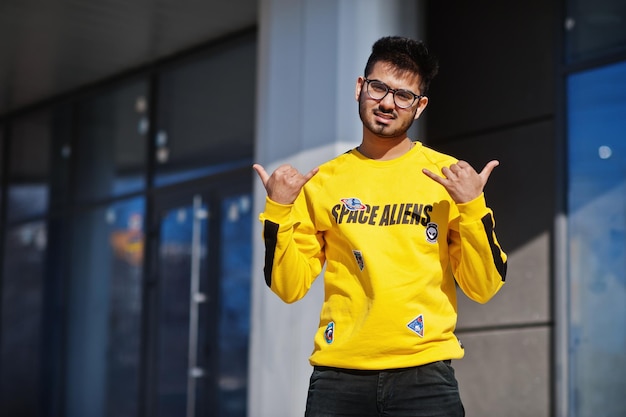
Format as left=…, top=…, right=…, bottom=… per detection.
left=455, top=327, right=551, bottom=417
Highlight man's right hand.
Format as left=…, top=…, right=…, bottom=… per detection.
left=253, top=163, right=319, bottom=205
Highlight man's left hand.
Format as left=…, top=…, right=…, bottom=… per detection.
left=422, top=160, right=499, bottom=204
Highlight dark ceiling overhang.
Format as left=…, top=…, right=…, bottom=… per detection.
left=0, top=0, right=258, bottom=118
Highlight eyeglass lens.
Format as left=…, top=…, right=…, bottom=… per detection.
left=366, top=80, right=418, bottom=108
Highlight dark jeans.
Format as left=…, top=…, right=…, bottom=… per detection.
left=304, top=361, right=465, bottom=417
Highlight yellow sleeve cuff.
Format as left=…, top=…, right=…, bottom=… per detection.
left=260, top=196, right=294, bottom=224
left=456, top=193, right=489, bottom=221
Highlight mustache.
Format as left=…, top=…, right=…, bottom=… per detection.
left=374, top=107, right=396, bottom=118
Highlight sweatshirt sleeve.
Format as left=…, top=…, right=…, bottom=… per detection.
left=448, top=193, right=507, bottom=303
left=258, top=195, right=326, bottom=303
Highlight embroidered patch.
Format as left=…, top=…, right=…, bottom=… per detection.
left=425, top=222, right=439, bottom=243
left=353, top=250, right=365, bottom=271
left=324, top=321, right=335, bottom=344
left=407, top=315, right=425, bottom=338
left=340, top=198, right=366, bottom=211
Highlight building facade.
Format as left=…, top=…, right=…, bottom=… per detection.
left=0, top=1, right=624, bottom=416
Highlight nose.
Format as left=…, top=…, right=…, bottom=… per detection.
left=379, top=91, right=396, bottom=110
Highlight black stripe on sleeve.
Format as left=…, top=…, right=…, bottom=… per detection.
left=263, top=220, right=280, bottom=287
left=481, top=214, right=507, bottom=281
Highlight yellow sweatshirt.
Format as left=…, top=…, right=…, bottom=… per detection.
left=259, top=142, right=507, bottom=370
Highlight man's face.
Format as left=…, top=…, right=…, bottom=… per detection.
left=356, top=61, right=428, bottom=139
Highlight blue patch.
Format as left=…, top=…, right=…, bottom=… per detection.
left=340, top=198, right=366, bottom=211
left=407, top=315, right=424, bottom=338
left=324, top=321, right=335, bottom=344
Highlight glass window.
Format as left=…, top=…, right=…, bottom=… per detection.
left=49, top=104, right=74, bottom=211
left=154, top=34, right=256, bottom=187
left=65, top=197, right=145, bottom=417
left=7, top=110, right=52, bottom=222
left=154, top=196, right=209, bottom=417
left=0, top=126, right=3, bottom=212
left=217, top=193, right=252, bottom=417
left=565, top=0, right=626, bottom=63
left=74, top=79, right=148, bottom=203
left=0, top=221, right=48, bottom=416
left=567, top=60, right=626, bottom=416
left=7, top=104, right=73, bottom=222
left=150, top=182, right=252, bottom=416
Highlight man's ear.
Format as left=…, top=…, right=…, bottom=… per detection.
left=355, top=77, right=365, bottom=101
left=413, top=96, right=429, bottom=120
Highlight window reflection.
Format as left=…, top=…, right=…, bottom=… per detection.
left=155, top=201, right=207, bottom=417
left=65, top=198, right=144, bottom=417
left=565, top=0, right=626, bottom=63
left=0, top=34, right=256, bottom=417
left=154, top=34, right=256, bottom=187
left=7, top=104, right=72, bottom=222
left=0, top=221, right=47, bottom=416
left=0, top=127, right=3, bottom=211
left=567, top=60, right=626, bottom=416
left=218, top=193, right=252, bottom=417
left=74, top=80, right=148, bottom=203
left=7, top=110, right=52, bottom=222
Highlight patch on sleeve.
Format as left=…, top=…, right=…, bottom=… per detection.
left=324, top=321, right=335, bottom=344
left=353, top=250, right=365, bottom=271
left=407, top=314, right=424, bottom=337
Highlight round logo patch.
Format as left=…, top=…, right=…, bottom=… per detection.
left=324, top=321, right=335, bottom=344
left=425, top=222, right=439, bottom=243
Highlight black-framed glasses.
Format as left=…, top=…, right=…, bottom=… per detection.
left=364, top=79, right=424, bottom=109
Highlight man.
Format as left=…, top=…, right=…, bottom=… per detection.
left=253, top=36, right=507, bottom=417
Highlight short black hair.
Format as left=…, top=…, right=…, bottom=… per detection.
left=364, top=36, right=439, bottom=95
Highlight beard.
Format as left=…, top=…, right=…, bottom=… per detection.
left=358, top=95, right=417, bottom=138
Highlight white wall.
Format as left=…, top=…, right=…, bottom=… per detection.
left=249, top=1, right=424, bottom=415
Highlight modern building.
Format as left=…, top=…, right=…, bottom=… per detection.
left=0, top=1, right=624, bottom=416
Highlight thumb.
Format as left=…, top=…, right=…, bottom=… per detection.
left=252, top=164, right=270, bottom=186
left=303, top=167, right=320, bottom=182
left=479, top=160, right=500, bottom=183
